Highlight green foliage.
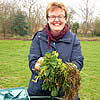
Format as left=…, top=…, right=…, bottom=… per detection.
left=94, top=17, right=100, bottom=36
left=11, top=10, right=29, bottom=36
left=33, top=51, right=80, bottom=99
left=72, top=22, right=79, bottom=34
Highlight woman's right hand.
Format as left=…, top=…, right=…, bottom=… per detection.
left=34, top=57, right=44, bottom=72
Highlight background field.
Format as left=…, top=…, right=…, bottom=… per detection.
left=0, top=40, right=100, bottom=100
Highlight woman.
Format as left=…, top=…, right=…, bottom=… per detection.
left=27, top=2, right=84, bottom=100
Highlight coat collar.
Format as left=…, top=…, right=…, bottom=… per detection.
left=39, top=28, right=72, bottom=43
left=57, top=30, right=72, bottom=43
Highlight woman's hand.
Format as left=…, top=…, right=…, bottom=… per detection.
left=34, top=57, right=44, bottom=72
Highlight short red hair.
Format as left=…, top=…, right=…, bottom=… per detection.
left=46, top=2, right=67, bottom=20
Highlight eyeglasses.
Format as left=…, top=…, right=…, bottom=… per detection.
left=48, top=15, right=65, bottom=21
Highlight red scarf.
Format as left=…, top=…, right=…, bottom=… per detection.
left=45, top=24, right=68, bottom=48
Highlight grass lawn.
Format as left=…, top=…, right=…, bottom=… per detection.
left=79, top=41, right=100, bottom=100
left=0, top=40, right=100, bottom=100
left=0, top=40, right=31, bottom=89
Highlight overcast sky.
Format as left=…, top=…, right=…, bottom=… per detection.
left=1, top=0, right=100, bottom=14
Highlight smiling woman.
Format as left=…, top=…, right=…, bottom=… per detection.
left=27, top=1, right=84, bottom=100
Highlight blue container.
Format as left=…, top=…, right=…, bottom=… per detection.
left=0, top=87, right=29, bottom=100
left=0, top=87, right=61, bottom=100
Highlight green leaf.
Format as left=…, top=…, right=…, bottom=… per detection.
left=51, top=87, right=58, bottom=96
left=42, top=82, right=48, bottom=90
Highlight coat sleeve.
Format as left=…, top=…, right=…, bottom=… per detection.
left=28, top=32, right=41, bottom=73
left=70, top=35, right=84, bottom=71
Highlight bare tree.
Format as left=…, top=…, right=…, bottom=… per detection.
left=0, top=0, right=20, bottom=38
left=21, top=0, right=46, bottom=35
left=67, top=7, right=76, bottom=31
left=0, top=0, right=47, bottom=38
left=78, top=0, right=95, bottom=36
left=21, top=0, right=36, bottom=35
left=0, top=1, right=11, bottom=39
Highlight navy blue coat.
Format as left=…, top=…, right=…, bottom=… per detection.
left=27, top=28, right=84, bottom=98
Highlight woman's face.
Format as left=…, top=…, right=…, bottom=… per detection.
left=47, top=8, right=66, bottom=36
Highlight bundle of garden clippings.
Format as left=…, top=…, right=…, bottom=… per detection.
left=33, top=51, right=80, bottom=100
